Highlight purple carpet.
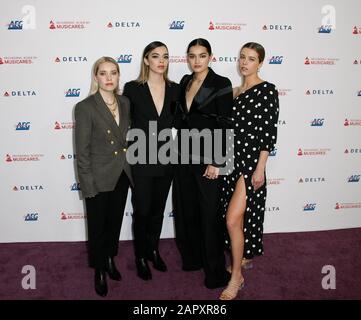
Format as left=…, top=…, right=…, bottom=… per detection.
left=0, top=228, right=360, bottom=300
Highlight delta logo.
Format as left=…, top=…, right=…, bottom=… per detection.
left=169, top=55, right=187, bottom=63
left=13, top=185, right=44, bottom=191
left=269, top=148, right=277, bottom=157
left=353, top=59, right=361, bottom=65
left=318, top=25, right=332, bottom=33
left=7, top=20, right=23, bottom=30
left=277, top=89, right=291, bottom=97
left=65, top=89, right=80, bottom=97
left=357, top=90, right=361, bottom=96
left=24, top=213, right=38, bottom=221
left=304, top=57, right=339, bottom=65
left=15, top=122, right=30, bottom=131
left=298, top=177, right=325, bottom=183
left=213, top=56, right=238, bottom=63
left=303, top=203, right=316, bottom=211
left=0, top=56, right=37, bottom=65
left=262, top=24, right=293, bottom=31
left=169, top=21, right=185, bottom=30
left=352, top=26, right=361, bottom=34
left=305, top=89, right=334, bottom=95
left=297, top=148, right=330, bottom=156
left=267, top=178, right=285, bottom=186
left=310, top=118, right=324, bottom=127
left=208, top=21, right=246, bottom=31
left=269, top=56, right=283, bottom=64
left=54, top=56, right=88, bottom=63
left=60, top=212, right=86, bottom=220
left=335, top=202, right=361, bottom=210
left=54, top=121, right=75, bottom=130
left=344, top=148, right=361, bottom=154
left=4, top=90, right=36, bottom=97
left=348, top=175, right=360, bottom=183
left=107, top=21, right=141, bottom=28
left=117, top=54, right=132, bottom=63
left=5, top=154, right=44, bottom=162
left=70, top=182, right=81, bottom=191
left=344, top=118, right=361, bottom=126
left=168, top=211, right=174, bottom=218
left=49, top=20, right=90, bottom=30
left=265, top=206, right=280, bottom=212
left=60, top=154, right=76, bottom=160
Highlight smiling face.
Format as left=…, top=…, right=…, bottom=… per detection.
left=239, top=47, right=263, bottom=77
left=94, top=61, right=119, bottom=93
left=144, top=45, right=169, bottom=76
left=187, top=45, right=212, bottom=74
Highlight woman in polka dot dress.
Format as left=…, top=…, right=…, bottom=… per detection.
left=219, top=42, right=279, bottom=300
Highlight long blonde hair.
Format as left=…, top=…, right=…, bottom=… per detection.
left=136, top=41, right=171, bottom=85
left=89, top=56, right=120, bottom=95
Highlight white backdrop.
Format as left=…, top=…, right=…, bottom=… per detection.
left=1, top=0, right=360, bottom=242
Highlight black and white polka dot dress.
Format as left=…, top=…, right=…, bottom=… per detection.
left=221, top=81, right=279, bottom=259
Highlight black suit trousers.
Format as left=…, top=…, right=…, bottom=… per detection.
left=173, top=165, right=229, bottom=288
left=132, top=175, right=173, bottom=258
left=85, top=171, right=130, bottom=269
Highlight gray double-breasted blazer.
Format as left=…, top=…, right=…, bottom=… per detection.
left=74, top=91, right=133, bottom=198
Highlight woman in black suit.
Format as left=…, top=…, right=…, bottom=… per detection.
left=173, top=38, right=233, bottom=289
left=75, top=57, right=133, bottom=297
left=123, top=41, right=180, bottom=281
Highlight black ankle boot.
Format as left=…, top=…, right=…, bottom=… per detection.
left=148, top=250, right=167, bottom=272
left=135, top=258, right=152, bottom=280
left=106, top=256, right=121, bottom=281
left=94, top=269, right=108, bottom=297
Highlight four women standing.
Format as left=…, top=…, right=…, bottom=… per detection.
left=75, top=40, right=279, bottom=300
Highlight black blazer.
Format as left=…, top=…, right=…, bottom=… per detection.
left=123, top=81, right=180, bottom=176
left=175, top=68, right=233, bottom=174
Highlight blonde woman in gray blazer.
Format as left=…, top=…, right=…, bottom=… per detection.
left=74, top=57, right=133, bottom=297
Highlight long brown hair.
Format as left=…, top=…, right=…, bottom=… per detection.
left=136, top=41, right=171, bottom=84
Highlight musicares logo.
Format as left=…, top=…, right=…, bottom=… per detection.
left=208, top=21, right=246, bottom=31
left=49, top=20, right=90, bottom=29
left=5, top=154, right=44, bottom=162
left=60, top=212, right=86, bottom=220
left=335, top=202, right=361, bottom=209
left=297, top=148, right=330, bottom=156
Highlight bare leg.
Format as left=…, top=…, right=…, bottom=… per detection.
left=220, top=175, right=246, bottom=300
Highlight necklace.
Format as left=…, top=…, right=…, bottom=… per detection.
left=104, top=96, right=116, bottom=106
left=108, top=105, right=117, bottom=118
left=105, top=97, right=118, bottom=118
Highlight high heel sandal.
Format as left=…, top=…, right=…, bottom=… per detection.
left=219, top=278, right=245, bottom=300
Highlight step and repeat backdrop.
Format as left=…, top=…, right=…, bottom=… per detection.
left=1, top=0, right=360, bottom=242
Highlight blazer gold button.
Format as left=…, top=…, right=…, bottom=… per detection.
left=111, top=141, right=114, bottom=144
left=107, top=130, right=111, bottom=134
left=114, top=151, right=118, bottom=155
left=123, top=148, right=127, bottom=152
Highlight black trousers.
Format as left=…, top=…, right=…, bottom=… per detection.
left=173, top=165, right=229, bottom=288
left=132, top=175, right=173, bottom=258
left=85, top=171, right=130, bottom=269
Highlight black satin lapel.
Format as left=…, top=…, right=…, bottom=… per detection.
left=161, top=84, right=172, bottom=118
left=143, top=83, right=160, bottom=118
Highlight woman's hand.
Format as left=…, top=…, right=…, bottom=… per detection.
left=252, top=168, right=265, bottom=191
left=203, top=165, right=220, bottom=180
